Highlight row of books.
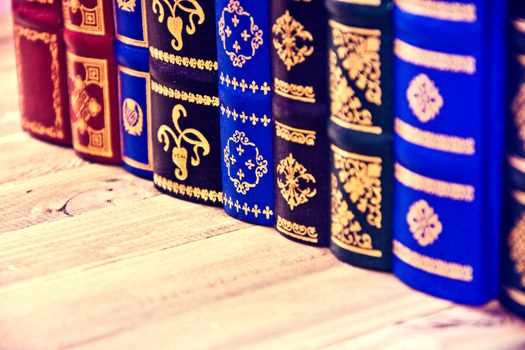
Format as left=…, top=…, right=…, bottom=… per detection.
left=11, top=0, right=525, bottom=317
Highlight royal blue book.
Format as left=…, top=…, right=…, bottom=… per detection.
left=148, top=0, right=223, bottom=205
left=502, top=1, right=525, bottom=319
left=393, top=0, right=506, bottom=305
left=270, top=0, right=330, bottom=246
left=215, top=0, right=274, bottom=225
left=326, top=0, right=394, bottom=270
left=114, top=0, right=152, bottom=178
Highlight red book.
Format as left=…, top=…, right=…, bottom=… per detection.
left=62, top=0, right=120, bottom=163
left=12, top=0, right=71, bottom=145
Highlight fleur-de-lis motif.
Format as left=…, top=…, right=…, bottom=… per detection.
left=152, top=0, right=205, bottom=51
left=157, top=104, right=210, bottom=181
left=117, top=0, right=137, bottom=12
left=276, top=154, right=317, bottom=210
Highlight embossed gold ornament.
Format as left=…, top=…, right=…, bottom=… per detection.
left=64, top=0, right=105, bottom=35
left=224, top=130, right=268, bottom=194
left=512, top=83, right=525, bottom=150
left=70, top=74, right=102, bottom=135
left=218, top=0, right=264, bottom=68
left=152, top=0, right=205, bottom=51
left=406, top=200, right=442, bottom=247
left=117, top=0, right=136, bottom=12
left=276, top=154, right=317, bottom=210
left=157, top=104, right=210, bottom=181
left=272, top=10, right=314, bottom=71
left=407, top=74, right=443, bottom=123
left=122, top=98, right=143, bottom=136
left=509, top=214, right=525, bottom=287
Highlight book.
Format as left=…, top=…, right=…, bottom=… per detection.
left=502, top=2, right=525, bottom=319
left=326, top=0, right=394, bottom=270
left=12, top=0, right=71, bottom=145
left=62, top=0, right=121, bottom=163
left=215, top=0, right=275, bottom=225
left=393, top=0, right=506, bottom=305
left=148, top=0, right=222, bottom=205
left=113, top=0, right=152, bottom=178
left=270, top=0, right=330, bottom=246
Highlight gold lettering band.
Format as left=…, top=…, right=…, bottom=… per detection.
left=153, top=174, right=223, bottom=204
left=395, top=163, right=475, bottom=202
left=503, top=286, right=525, bottom=307
left=276, top=216, right=318, bottom=243
left=394, top=0, right=477, bottom=23
left=275, top=121, right=316, bottom=146
left=151, top=81, right=219, bottom=107
left=395, top=39, right=476, bottom=74
left=393, top=240, right=474, bottom=282
left=149, top=47, right=218, bottom=71
left=395, top=118, right=475, bottom=155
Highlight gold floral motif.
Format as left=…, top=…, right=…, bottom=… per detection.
left=122, top=98, right=143, bottom=136
left=407, top=74, right=443, bottom=123
left=332, top=145, right=382, bottom=229
left=151, top=0, right=205, bottom=51
left=330, top=20, right=381, bottom=106
left=394, top=0, right=477, bottom=23
left=329, top=51, right=381, bottom=135
left=272, top=10, right=314, bottom=71
left=224, top=130, right=268, bottom=194
left=117, top=0, right=136, bottom=12
left=275, top=121, right=315, bottom=146
left=218, top=0, right=264, bottom=68
left=331, top=175, right=382, bottom=258
left=393, top=240, right=474, bottom=282
left=220, top=73, right=271, bottom=95
left=149, top=47, right=218, bottom=71
left=276, top=215, right=318, bottom=243
left=407, top=200, right=443, bottom=247
left=154, top=174, right=223, bottom=203
left=274, top=78, right=316, bottom=103
left=151, top=81, right=219, bottom=106
left=509, top=214, right=525, bottom=288
left=63, top=0, right=105, bottom=35
left=276, top=154, right=317, bottom=210
left=222, top=194, right=274, bottom=219
left=157, top=104, right=209, bottom=181
left=512, top=83, right=525, bottom=150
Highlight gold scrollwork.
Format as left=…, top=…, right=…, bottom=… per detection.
left=407, top=200, right=443, bottom=247
left=151, top=0, right=205, bottom=51
left=222, top=193, right=274, bottom=219
left=154, top=174, right=223, bottom=204
left=512, top=83, right=525, bottom=150
left=157, top=104, right=210, bottom=181
left=117, top=0, right=136, bottom=12
left=122, top=98, right=143, bottom=136
left=149, top=47, right=218, bottom=71
left=224, top=130, right=268, bottom=194
left=407, top=74, right=443, bottom=123
left=63, top=0, right=105, bottom=35
left=509, top=214, right=525, bottom=288
left=274, top=78, right=316, bottom=103
left=272, top=10, right=314, bottom=71
left=332, top=144, right=383, bottom=229
left=275, top=121, right=316, bottom=146
left=394, top=0, right=477, bottom=23
left=276, top=215, right=318, bottom=243
left=276, top=154, right=317, bottom=210
left=218, top=0, right=264, bottom=68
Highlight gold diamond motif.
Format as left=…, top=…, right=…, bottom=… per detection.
left=407, top=74, right=444, bottom=123
left=407, top=199, right=443, bottom=247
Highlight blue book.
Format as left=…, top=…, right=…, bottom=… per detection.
left=393, top=0, right=506, bottom=305
left=113, top=0, right=152, bottom=178
left=215, top=0, right=275, bottom=225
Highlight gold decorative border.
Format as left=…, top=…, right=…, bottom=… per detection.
left=275, top=121, right=316, bottom=146
left=117, top=65, right=153, bottom=171
left=14, top=25, right=65, bottom=141
left=394, top=0, right=477, bottom=23
left=395, top=118, right=475, bottom=155
left=64, top=0, right=106, bottom=36
left=154, top=174, right=223, bottom=204
left=274, top=78, right=316, bottom=103
left=114, top=0, right=148, bottom=47
left=149, top=47, right=218, bottom=71
left=20, top=0, right=53, bottom=3
left=220, top=103, right=271, bottom=127
left=276, top=215, right=318, bottom=243
left=393, top=240, right=474, bottom=282
left=222, top=194, right=274, bottom=220
left=332, top=144, right=381, bottom=163
left=395, top=163, right=475, bottom=202
left=395, top=39, right=476, bottom=74
left=151, top=81, right=219, bottom=107
left=219, top=73, right=271, bottom=95
left=503, top=286, right=525, bottom=307
left=332, top=235, right=383, bottom=258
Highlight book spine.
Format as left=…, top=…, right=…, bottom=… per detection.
left=62, top=0, right=121, bottom=163
left=12, top=0, right=71, bottom=145
left=393, top=0, right=506, bottom=304
left=502, top=2, right=525, bottom=319
left=270, top=0, right=329, bottom=246
left=215, top=0, right=275, bottom=225
left=113, top=0, right=152, bottom=178
left=148, top=0, right=222, bottom=206
left=326, top=0, right=394, bottom=270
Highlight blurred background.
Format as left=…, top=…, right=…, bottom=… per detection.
left=0, top=1, right=11, bottom=39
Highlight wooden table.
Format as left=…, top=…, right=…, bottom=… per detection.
left=1, top=17, right=525, bottom=349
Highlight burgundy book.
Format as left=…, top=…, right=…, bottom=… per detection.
left=12, top=0, right=71, bottom=145
left=62, top=0, right=120, bottom=163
